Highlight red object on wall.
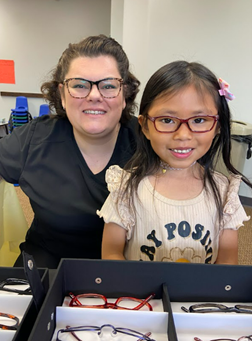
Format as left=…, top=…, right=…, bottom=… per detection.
left=0, top=60, right=15, bottom=84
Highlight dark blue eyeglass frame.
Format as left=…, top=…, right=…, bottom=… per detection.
left=56, top=324, right=155, bottom=341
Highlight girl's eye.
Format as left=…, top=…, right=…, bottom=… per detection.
left=159, top=117, right=174, bottom=124
left=192, top=117, right=206, bottom=124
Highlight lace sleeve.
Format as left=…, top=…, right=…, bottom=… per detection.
left=221, top=174, right=250, bottom=230
left=96, top=165, right=135, bottom=239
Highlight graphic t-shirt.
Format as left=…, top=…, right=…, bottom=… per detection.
left=97, top=165, right=249, bottom=263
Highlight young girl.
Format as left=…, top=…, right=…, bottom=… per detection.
left=97, top=61, right=251, bottom=265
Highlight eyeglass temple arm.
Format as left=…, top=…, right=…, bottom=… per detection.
left=134, top=293, right=155, bottom=310
left=66, top=325, right=82, bottom=341
left=69, top=292, right=82, bottom=306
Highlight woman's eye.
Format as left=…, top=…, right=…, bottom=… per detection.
left=73, top=83, right=88, bottom=89
left=101, top=84, right=116, bottom=90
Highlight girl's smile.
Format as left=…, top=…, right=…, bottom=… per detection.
left=170, top=148, right=194, bottom=159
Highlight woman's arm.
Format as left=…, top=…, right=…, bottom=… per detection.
left=102, top=222, right=127, bottom=260
left=215, top=229, right=238, bottom=265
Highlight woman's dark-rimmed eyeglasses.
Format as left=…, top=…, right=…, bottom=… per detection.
left=63, top=77, right=124, bottom=99
left=69, top=292, right=155, bottom=310
left=147, top=114, right=219, bottom=133
left=56, top=324, right=155, bottom=341
left=181, top=303, right=252, bottom=314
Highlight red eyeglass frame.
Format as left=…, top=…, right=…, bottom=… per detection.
left=69, top=292, right=155, bottom=311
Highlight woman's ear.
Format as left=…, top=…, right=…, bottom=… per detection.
left=138, top=115, right=150, bottom=140
left=123, top=99, right=126, bottom=110
left=58, top=83, right=66, bottom=109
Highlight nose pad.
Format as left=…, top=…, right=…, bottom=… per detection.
left=173, top=122, right=193, bottom=139
left=86, top=84, right=103, bottom=100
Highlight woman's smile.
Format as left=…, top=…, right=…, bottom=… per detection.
left=83, top=109, right=106, bottom=115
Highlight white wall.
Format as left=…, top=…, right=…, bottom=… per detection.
left=0, top=0, right=111, bottom=119
left=111, top=0, right=252, bottom=197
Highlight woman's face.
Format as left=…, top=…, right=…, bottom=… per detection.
left=139, top=85, right=219, bottom=170
left=59, top=55, right=126, bottom=140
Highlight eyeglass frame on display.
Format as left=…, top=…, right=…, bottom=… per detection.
left=147, top=114, right=219, bottom=133
left=181, top=303, right=252, bottom=314
left=63, top=77, right=124, bottom=99
left=69, top=292, right=155, bottom=310
left=0, top=312, right=19, bottom=330
left=56, top=324, right=155, bottom=341
left=65, top=325, right=152, bottom=341
left=194, top=335, right=252, bottom=341
left=0, top=278, right=31, bottom=295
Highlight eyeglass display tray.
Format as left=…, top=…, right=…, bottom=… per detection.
left=0, top=266, right=49, bottom=341
left=27, top=259, right=252, bottom=341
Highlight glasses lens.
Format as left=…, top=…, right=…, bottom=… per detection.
left=67, top=79, right=91, bottom=98
left=116, top=327, right=151, bottom=340
left=191, top=303, right=227, bottom=313
left=1, top=278, right=31, bottom=295
left=72, top=294, right=106, bottom=307
left=116, top=297, right=150, bottom=310
left=98, top=79, right=121, bottom=98
left=188, top=116, right=216, bottom=132
left=154, top=116, right=179, bottom=132
left=236, top=305, right=252, bottom=313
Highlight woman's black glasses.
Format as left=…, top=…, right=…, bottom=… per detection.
left=181, top=303, right=252, bottom=314
left=63, top=77, right=123, bottom=99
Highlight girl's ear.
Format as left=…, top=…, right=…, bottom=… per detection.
left=138, top=115, right=150, bottom=140
left=58, top=83, right=66, bottom=109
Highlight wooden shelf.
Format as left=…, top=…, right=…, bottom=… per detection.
left=0, top=91, right=44, bottom=98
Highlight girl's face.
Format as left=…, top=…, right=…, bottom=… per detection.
left=139, top=85, right=218, bottom=170
left=59, top=55, right=126, bottom=140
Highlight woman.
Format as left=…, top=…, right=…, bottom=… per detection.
left=0, top=35, right=140, bottom=268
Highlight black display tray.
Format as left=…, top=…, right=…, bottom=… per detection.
left=0, top=266, right=48, bottom=341
left=28, top=259, right=252, bottom=341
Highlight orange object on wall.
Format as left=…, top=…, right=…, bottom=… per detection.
left=0, top=60, right=15, bottom=84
